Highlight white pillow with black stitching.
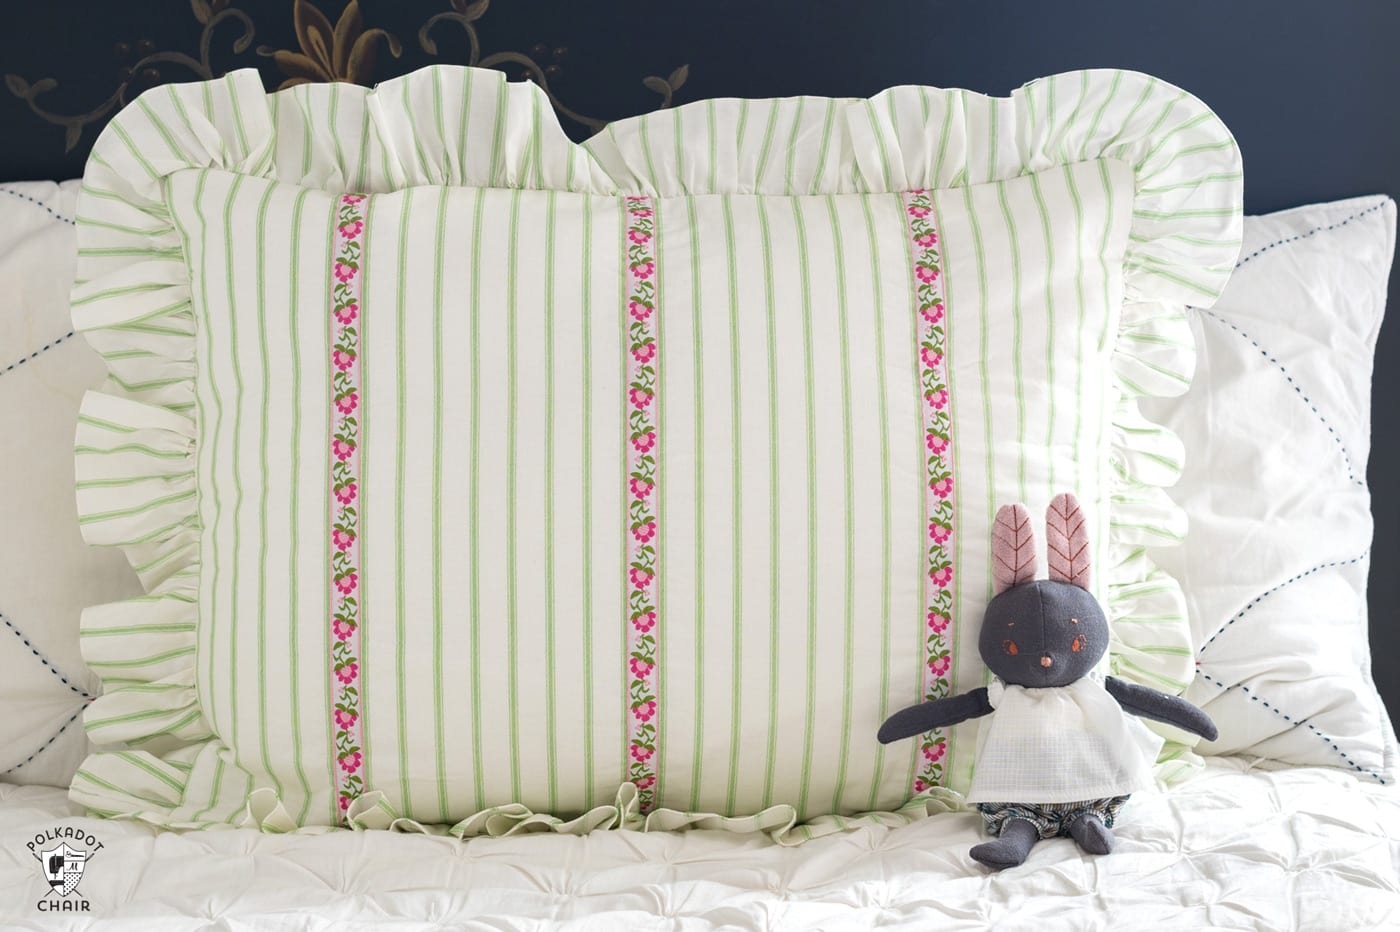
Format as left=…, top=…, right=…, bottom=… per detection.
left=1145, top=194, right=1398, bottom=784
left=0, top=181, right=141, bottom=787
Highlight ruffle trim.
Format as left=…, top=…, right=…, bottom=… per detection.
left=71, top=64, right=1241, bottom=830
left=70, top=762, right=964, bottom=845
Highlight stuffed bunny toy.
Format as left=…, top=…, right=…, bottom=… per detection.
left=878, top=492, right=1217, bottom=870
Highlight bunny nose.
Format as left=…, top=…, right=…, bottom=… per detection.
left=1040, top=654, right=1053, bottom=668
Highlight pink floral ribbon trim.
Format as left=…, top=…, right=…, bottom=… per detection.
left=329, top=193, right=367, bottom=819
left=623, top=195, right=661, bottom=810
left=903, top=190, right=956, bottom=795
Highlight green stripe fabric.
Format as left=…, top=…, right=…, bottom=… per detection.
left=68, top=65, right=1240, bottom=836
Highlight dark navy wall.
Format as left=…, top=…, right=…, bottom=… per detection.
left=2, top=0, right=1396, bottom=715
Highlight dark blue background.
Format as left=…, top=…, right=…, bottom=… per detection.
left=2, top=0, right=1396, bottom=716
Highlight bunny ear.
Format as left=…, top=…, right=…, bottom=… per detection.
left=1046, top=492, right=1091, bottom=589
left=992, top=503, right=1036, bottom=595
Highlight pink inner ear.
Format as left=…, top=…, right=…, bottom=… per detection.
left=1046, top=492, right=1091, bottom=589
left=992, top=503, right=1036, bottom=594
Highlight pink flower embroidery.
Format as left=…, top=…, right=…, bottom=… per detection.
left=624, top=196, right=660, bottom=810
left=906, top=189, right=954, bottom=798
left=329, top=193, right=366, bottom=823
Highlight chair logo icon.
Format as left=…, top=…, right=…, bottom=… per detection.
left=28, top=826, right=103, bottom=912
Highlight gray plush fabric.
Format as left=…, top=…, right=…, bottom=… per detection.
left=979, top=580, right=1108, bottom=686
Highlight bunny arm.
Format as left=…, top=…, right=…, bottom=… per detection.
left=1104, top=676, right=1219, bottom=741
left=877, top=688, right=993, bottom=744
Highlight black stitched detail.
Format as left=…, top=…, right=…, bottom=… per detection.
left=1, top=331, right=76, bottom=378
left=0, top=705, right=87, bottom=776
left=1195, top=310, right=1364, bottom=487
left=0, top=186, right=76, bottom=225
left=1198, top=553, right=1370, bottom=652
left=1231, top=202, right=1387, bottom=270
left=1197, top=670, right=1385, bottom=783
left=1, top=611, right=95, bottom=699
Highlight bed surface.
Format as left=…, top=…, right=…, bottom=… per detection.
left=2, top=759, right=1397, bottom=930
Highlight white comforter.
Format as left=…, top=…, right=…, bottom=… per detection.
left=2, top=759, right=1397, bottom=930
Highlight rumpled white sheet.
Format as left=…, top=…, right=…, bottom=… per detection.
left=2, top=759, right=1397, bottom=930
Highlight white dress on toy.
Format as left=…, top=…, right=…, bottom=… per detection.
left=964, top=671, right=1164, bottom=804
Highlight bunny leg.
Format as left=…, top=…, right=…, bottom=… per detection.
left=970, top=818, right=1040, bottom=869
left=1067, top=813, right=1115, bottom=854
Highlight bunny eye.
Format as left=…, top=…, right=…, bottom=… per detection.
left=1070, top=617, right=1080, bottom=624
left=1003, top=639, right=1019, bottom=656
left=1071, top=634, right=1087, bottom=653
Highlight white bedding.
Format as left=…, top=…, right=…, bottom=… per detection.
left=2, top=759, right=1397, bottom=930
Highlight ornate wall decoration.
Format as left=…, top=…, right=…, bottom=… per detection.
left=416, top=0, right=688, bottom=134
left=5, top=0, right=688, bottom=158
left=258, top=0, right=402, bottom=89
left=5, top=0, right=256, bottom=153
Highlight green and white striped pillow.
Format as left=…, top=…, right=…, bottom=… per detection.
left=69, top=66, right=1241, bottom=840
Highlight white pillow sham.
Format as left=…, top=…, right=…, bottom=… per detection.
left=1145, top=194, right=1398, bottom=783
left=0, top=181, right=140, bottom=787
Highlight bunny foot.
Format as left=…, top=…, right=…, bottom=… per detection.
left=970, top=818, right=1039, bottom=869
left=1068, top=813, right=1115, bottom=854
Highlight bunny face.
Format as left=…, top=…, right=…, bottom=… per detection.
left=982, top=491, right=1107, bottom=687
left=978, top=580, right=1108, bottom=687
